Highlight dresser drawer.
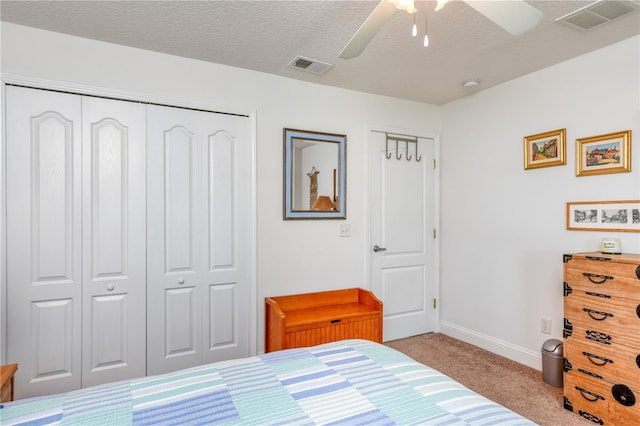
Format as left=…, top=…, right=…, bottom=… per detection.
left=565, top=317, right=639, bottom=348
left=564, top=293, right=640, bottom=345
left=564, top=371, right=611, bottom=424
left=565, top=338, right=640, bottom=385
left=565, top=370, right=640, bottom=425
left=565, top=258, right=640, bottom=301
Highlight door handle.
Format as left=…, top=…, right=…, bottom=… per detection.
left=373, top=245, right=387, bottom=253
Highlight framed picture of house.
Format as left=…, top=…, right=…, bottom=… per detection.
left=523, top=128, right=566, bottom=170
left=566, top=200, right=640, bottom=232
left=576, top=130, right=631, bottom=177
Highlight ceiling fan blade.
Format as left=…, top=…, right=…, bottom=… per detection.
left=339, top=0, right=397, bottom=59
left=463, top=0, right=542, bottom=36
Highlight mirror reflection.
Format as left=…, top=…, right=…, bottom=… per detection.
left=284, top=129, right=346, bottom=219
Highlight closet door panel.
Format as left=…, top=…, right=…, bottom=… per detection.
left=6, top=86, right=82, bottom=398
left=30, top=299, right=75, bottom=380
left=81, top=96, right=146, bottom=386
left=165, top=287, right=198, bottom=355
left=165, top=126, right=197, bottom=272
left=147, top=105, right=203, bottom=375
left=202, top=114, right=251, bottom=362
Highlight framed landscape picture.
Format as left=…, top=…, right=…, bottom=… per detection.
left=567, top=200, right=640, bottom=232
left=524, top=128, right=566, bottom=170
left=576, top=130, right=631, bottom=177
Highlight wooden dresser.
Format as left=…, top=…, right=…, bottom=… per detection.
left=265, top=288, right=382, bottom=352
left=563, top=252, right=640, bottom=425
left=1, top=363, right=18, bottom=403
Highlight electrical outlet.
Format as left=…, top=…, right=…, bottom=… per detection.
left=541, top=317, right=552, bottom=335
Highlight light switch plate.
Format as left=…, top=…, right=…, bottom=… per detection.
left=339, top=224, right=351, bottom=237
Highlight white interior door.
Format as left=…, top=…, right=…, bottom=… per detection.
left=147, top=105, right=203, bottom=374
left=369, top=130, right=437, bottom=342
left=147, top=105, right=251, bottom=375
left=81, top=96, right=146, bottom=387
left=200, top=113, right=251, bottom=364
left=6, top=86, right=83, bottom=398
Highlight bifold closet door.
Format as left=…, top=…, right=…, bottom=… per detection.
left=147, top=104, right=251, bottom=375
left=5, top=86, right=147, bottom=398
left=6, top=86, right=83, bottom=398
left=80, top=96, right=146, bottom=388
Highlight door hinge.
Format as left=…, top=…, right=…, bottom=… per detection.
left=433, top=229, right=437, bottom=239
left=433, top=159, right=436, bottom=169
left=433, top=298, right=437, bottom=309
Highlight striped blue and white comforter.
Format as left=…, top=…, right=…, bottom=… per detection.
left=0, top=339, right=534, bottom=425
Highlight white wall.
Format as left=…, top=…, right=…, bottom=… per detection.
left=439, top=35, right=640, bottom=368
left=2, top=22, right=638, bottom=369
left=0, top=23, right=441, bottom=357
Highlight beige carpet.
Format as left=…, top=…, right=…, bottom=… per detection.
left=386, top=333, right=589, bottom=425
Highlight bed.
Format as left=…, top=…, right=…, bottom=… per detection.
left=1, top=339, right=534, bottom=425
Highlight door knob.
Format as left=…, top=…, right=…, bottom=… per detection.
left=373, top=245, right=387, bottom=253
left=178, top=277, right=185, bottom=285
left=106, top=283, right=115, bottom=291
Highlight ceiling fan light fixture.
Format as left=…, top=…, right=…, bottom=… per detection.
left=423, top=4, right=429, bottom=47
left=388, top=0, right=416, bottom=13
left=412, top=11, right=417, bottom=36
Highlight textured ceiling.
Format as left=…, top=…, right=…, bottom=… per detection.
left=1, top=0, right=639, bottom=105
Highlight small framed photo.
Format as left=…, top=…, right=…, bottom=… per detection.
left=523, top=128, right=566, bottom=170
left=576, top=130, right=631, bottom=177
left=567, top=200, right=640, bottom=232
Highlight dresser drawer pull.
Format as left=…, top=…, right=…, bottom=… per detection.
left=578, top=368, right=603, bottom=380
left=585, top=330, right=612, bottom=345
left=578, top=410, right=604, bottom=425
left=636, top=354, right=640, bottom=369
left=585, top=291, right=611, bottom=299
left=583, top=351, right=614, bottom=366
left=583, top=308, right=613, bottom=321
left=576, top=386, right=604, bottom=402
left=585, top=256, right=612, bottom=262
left=582, top=273, right=613, bottom=284
left=330, top=319, right=341, bottom=324
left=612, top=384, right=636, bottom=407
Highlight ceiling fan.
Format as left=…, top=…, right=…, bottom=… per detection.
left=339, top=0, right=543, bottom=59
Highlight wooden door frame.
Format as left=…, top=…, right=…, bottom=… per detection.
left=363, top=125, right=442, bottom=336
left=0, top=74, right=259, bottom=364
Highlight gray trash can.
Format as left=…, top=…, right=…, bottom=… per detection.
left=541, top=339, right=563, bottom=387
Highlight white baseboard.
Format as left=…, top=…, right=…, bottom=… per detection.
left=439, top=321, right=542, bottom=371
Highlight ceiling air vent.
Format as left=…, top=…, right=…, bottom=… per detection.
left=556, top=0, right=640, bottom=31
left=288, top=56, right=333, bottom=75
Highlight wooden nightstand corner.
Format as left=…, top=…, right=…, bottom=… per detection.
left=1, top=363, right=18, bottom=403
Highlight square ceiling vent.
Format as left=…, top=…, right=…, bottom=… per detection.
left=288, top=56, right=333, bottom=75
left=556, top=0, right=640, bottom=31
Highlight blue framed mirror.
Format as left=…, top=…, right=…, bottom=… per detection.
left=283, top=128, right=346, bottom=220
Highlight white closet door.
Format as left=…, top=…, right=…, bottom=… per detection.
left=147, top=105, right=204, bottom=374
left=81, top=96, right=146, bottom=387
left=147, top=105, right=251, bottom=374
left=201, top=113, right=251, bottom=364
left=6, top=86, right=82, bottom=398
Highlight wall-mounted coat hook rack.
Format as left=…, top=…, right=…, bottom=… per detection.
left=385, top=133, right=422, bottom=162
